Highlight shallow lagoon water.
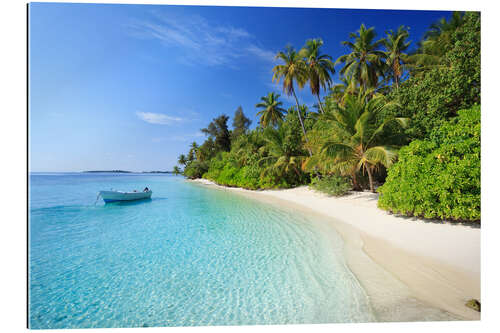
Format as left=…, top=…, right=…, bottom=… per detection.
left=29, top=173, right=374, bottom=328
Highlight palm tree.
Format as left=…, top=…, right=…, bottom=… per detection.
left=307, top=90, right=408, bottom=192
left=177, top=154, right=187, bottom=166
left=187, top=149, right=195, bottom=163
left=406, top=12, right=464, bottom=74
left=232, top=131, right=263, bottom=166
left=258, top=126, right=305, bottom=182
left=327, top=76, right=358, bottom=107
left=424, top=11, right=464, bottom=41
left=335, top=24, right=386, bottom=90
left=300, top=38, right=335, bottom=114
left=256, top=92, right=287, bottom=128
left=383, top=26, right=410, bottom=89
left=172, top=166, right=181, bottom=175
left=272, top=45, right=312, bottom=156
left=188, top=141, right=202, bottom=161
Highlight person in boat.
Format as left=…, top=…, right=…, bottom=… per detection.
left=143, top=187, right=149, bottom=192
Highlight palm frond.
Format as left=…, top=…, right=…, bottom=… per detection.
left=364, top=146, right=398, bottom=168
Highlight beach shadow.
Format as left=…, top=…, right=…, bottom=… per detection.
left=347, top=191, right=380, bottom=201
left=387, top=213, right=481, bottom=229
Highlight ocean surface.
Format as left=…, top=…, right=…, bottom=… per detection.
left=29, top=173, right=374, bottom=328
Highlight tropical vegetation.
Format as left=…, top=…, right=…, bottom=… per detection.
left=378, top=106, right=480, bottom=221
left=175, top=12, right=480, bottom=222
left=310, top=175, right=352, bottom=197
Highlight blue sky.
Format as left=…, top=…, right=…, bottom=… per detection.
left=29, top=3, right=452, bottom=172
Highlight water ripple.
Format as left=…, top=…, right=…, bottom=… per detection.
left=29, top=173, right=374, bottom=328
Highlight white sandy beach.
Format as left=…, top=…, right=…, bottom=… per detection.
left=190, top=179, right=480, bottom=321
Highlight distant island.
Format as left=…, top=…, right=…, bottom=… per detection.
left=82, top=170, right=173, bottom=174
left=141, top=171, right=173, bottom=174
left=83, top=170, right=132, bottom=173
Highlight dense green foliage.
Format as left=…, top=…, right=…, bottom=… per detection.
left=310, top=175, right=351, bottom=196
left=201, top=115, right=232, bottom=152
left=306, top=90, right=408, bottom=192
left=383, top=12, right=480, bottom=140
left=202, top=112, right=309, bottom=189
left=174, top=12, right=480, bottom=222
left=378, top=106, right=480, bottom=221
left=183, top=160, right=209, bottom=179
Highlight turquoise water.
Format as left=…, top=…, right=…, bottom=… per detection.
left=29, top=173, right=374, bottom=328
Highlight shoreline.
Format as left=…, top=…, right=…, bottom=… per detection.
left=189, top=178, right=480, bottom=321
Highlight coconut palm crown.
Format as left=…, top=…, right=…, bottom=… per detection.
left=383, top=26, right=411, bottom=89
left=307, top=89, right=408, bottom=192
left=335, top=24, right=386, bottom=89
left=255, top=92, right=287, bottom=128
left=258, top=126, right=305, bottom=182
left=300, top=38, right=335, bottom=114
left=177, top=154, right=187, bottom=166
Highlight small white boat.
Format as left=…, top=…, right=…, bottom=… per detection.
left=99, top=190, right=152, bottom=203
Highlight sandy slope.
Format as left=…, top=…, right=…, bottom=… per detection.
left=190, top=179, right=480, bottom=321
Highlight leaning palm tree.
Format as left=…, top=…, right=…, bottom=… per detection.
left=300, top=38, right=335, bottom=114
left=307, top=90, right=408, bottom=192
left=272, top=45, right=312, bottom=156
left=177, top=154, right=187, bottom=166
left=255, top=92, right=286, bottom=128
left=383, top=26, right=410, bottom=89
left=172, top=166, right=181, bottom=175
left=335, top=24, right=386, bottom=90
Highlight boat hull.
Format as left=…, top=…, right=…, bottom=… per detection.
left=99, top=190, right=152, bottom=203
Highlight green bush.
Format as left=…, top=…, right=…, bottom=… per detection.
left=183, top=161, right=209, bottom=179
left=310, top=174, right=352, bottom=196
left=201, top=121, right=309, bottom=190
left=377, top=106, right=480, bottom=222
left=203, top=153, right=263, bottom=190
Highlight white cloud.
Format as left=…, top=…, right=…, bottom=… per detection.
left=216, top=26, right=251, bottom=39
left=246, top=44, right=277, bottom=63
left=128, top=13, right=276, bottom=67
left=136, top=111, right=184, bottom=125
left=152, top=131, right=204, bottom=143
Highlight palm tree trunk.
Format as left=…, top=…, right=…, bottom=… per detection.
left=315, top=93, right=325, bottom=114
left=366, top=164, right=375, bottom=193
left=351, top=172, right=362, bottom=191
left=291, top=88, right=312, bottom=157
